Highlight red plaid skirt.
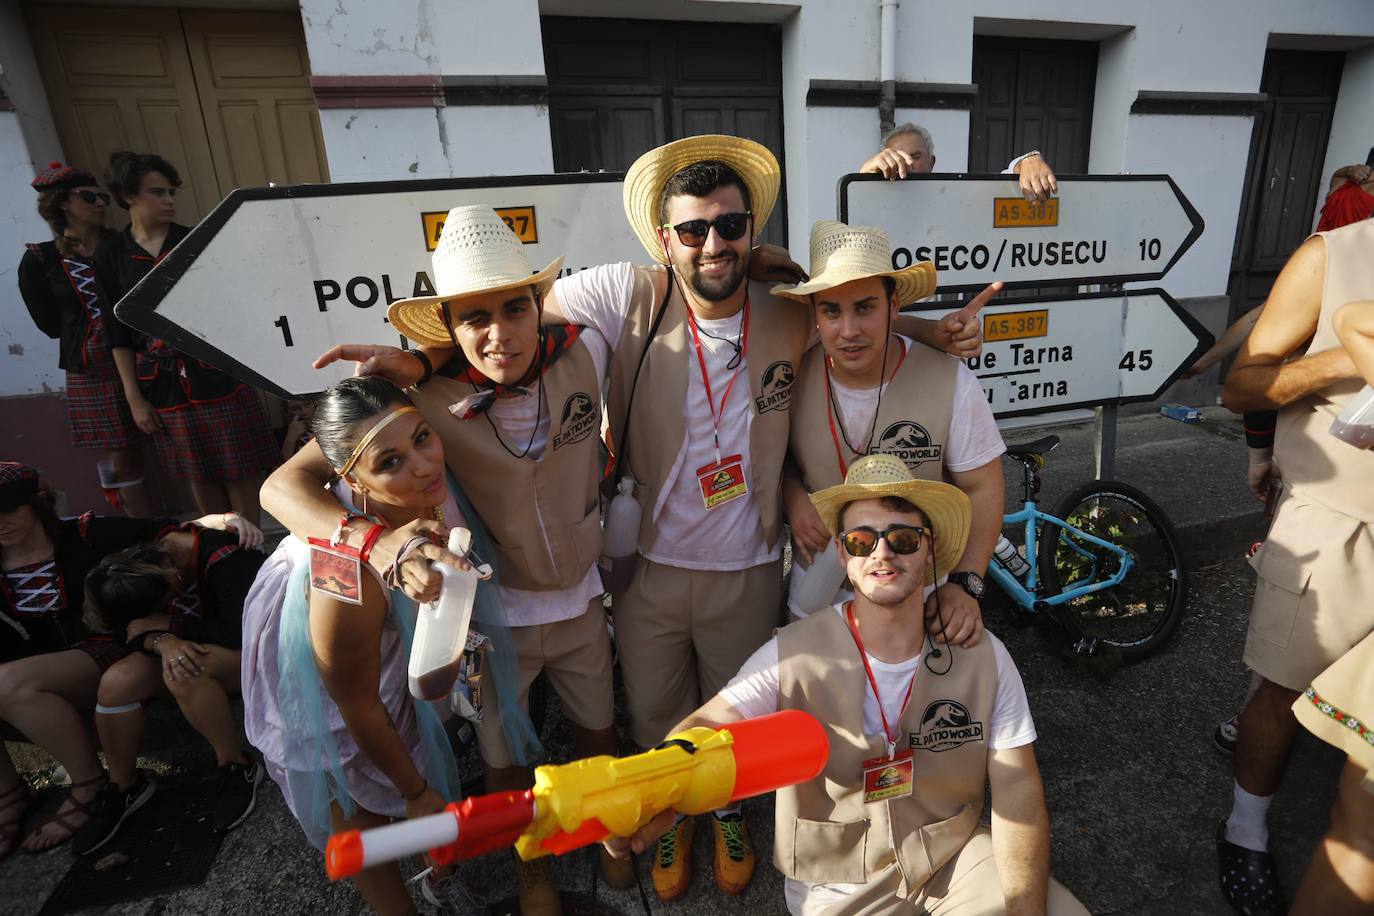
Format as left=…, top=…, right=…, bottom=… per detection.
left=154, top=386, right=279, bottom=480
left=65, top=359, right=145, bottom=451
left=73, top=635, right=133, bottom=673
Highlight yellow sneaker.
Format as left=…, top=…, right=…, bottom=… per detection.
left=515, top=855, right=563, bottom=916
left=651, top=815, right=695, bottom=902
left=598, top=843, right=637, bottom=889
left=711, top=811, right=756, bottom=896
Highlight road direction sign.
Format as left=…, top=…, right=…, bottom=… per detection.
left=917, top=289, right=1212, bottom=419
left=115, top=173, right=640, bottom=399
left=839, top=174, right=1204, bottom=294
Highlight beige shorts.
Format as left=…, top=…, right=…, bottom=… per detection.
left=474, top=597, right=615, bottom=768
left=1244, top=489, right=1374, bottom=691
left=820, top=828, right=1089, bottom=915
left=613, top=557, right=784, bottom=748
left=1292, top=627, right=1374, bottom=774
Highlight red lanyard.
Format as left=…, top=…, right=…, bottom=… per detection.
left=825, top=337, right=908, bottom=478
left=685, top=296, right=750, bottom=461
left=844, top=601, right=919, bottom=757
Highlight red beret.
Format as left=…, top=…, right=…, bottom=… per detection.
left=31, top=161, right=98, bottom=192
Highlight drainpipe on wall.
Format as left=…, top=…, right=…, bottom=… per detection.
left=878, top=0, right=898, bottom=135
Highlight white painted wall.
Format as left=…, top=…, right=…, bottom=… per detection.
left=0, top=0, right=67, bottom=397
left=1316, top=46, right=1374, bottom=230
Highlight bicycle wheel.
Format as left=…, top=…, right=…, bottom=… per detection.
left=1035, top=480, right=1187, bottom=660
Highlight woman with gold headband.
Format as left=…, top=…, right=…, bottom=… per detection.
left=240, top=376, right=537, bottom=914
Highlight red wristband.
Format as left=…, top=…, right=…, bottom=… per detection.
left=358, top=523, right=386, bottom=566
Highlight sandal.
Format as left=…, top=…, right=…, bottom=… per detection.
left=0, top=780, right=38, bottom=860
left=22, top=774, right=106, bottom=854
left=1217, top=823, right=1287, bottom=915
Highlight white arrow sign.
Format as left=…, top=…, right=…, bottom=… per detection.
left=917, top=289, right=1212, bottom=418
left=840, top=174, right=1204, bottom=294
left=115, top=174, right=642, bottom=398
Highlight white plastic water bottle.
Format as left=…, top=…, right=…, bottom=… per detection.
left=599, top=477, right=641, bottom=594
left=993, top=535, right=1031, bottom=577
left=1330, top=384, right=1374, bottom=449
left=791, top=540, right=848, bottom=616
left=408, top=528, right=480, bottom=701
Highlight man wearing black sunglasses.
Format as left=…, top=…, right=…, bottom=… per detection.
left=605, top=454, right=1087, bottom=916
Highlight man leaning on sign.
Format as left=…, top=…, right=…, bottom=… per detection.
left=604, top=455, right=1089, bottom=916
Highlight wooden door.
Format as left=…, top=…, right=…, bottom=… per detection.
left=25, top=5, right=328, bottom=224
left=970, top=37, right=1097, bottom=175
left=543, top=16, right=786, bottom=246
left=24, top=5, right=222, bottom=225
left=181, top=11, right=329, bottom=195
left=1227, top=50, right=1344, bottom=322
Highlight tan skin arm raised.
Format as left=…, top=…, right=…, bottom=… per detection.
left=1222, top=237, right=1360, bottom=412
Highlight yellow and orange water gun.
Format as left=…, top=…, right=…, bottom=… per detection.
left=325, top=709, right=827, bottom=879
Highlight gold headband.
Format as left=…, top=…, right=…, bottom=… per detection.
left=337, top=406, right=419, bottom=479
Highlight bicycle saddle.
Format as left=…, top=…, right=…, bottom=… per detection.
left=1004, top=435, right=1061, bottom=461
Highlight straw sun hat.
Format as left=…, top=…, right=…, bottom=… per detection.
left=773, top=220, right=937, bottom=308
left=387, top=205, right=565, bottom=348
left=810, top=453, right=970, bottom=578
left=623, top=134, right=781, bottom=263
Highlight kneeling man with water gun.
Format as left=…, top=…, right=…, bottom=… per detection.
left=609, top=455, right=1090, bottom=915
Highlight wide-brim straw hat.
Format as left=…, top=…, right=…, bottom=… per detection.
left=810, top=453, right=970, bottom=579
left=773, top=220, right=937, bottom=308
left=623, top=134, right=781, bottom=263
left=388, top=205, right=565, bottom=348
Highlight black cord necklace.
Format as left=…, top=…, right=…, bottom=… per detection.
left=475, top=329, right=547, bottom=460
left=690, top=309, right=746, bottom=370
left=826, top=313, right=896, bottom=458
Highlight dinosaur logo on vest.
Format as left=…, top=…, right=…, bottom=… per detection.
left=755, top=360, right=794, bottom=413
left=909, top=700, right=984, bottom=753
left=878, top=421, right=942, bottom=469
left=552, top=392, right=597, bottom=450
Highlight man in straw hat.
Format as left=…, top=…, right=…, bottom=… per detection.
left=776, top=220, right=1005, bottom=651
left=314, top=135, right=995, bottom=901
left=267, top=204, right=627, bottom=912
left=605, top=454, right=1089, bottom=916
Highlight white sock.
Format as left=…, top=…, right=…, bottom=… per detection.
left=713, top=803, right=741, bottom=820
left=1224, top=782, right=1272, bottom=852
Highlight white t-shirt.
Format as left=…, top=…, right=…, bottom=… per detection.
left=786, top=339, right=1005, bottom=616
left=719, top=604, right=1036, bottom=916
left=474, top=328, right=610, bottom=626
left=552, top=263, right=778, bottom=571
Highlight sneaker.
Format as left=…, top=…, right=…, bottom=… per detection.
left=1214, top=714, right=1240, bottom=756
left=515, top=855, right=562, bottom=916
left=652, top=815, right=695, bottom=902
left=72, top=771, right=156, bottom=856
left=598, top=843, right=637, bottom=889
left=711, top=811, right=756, bottom=896
left=211, top=753, right=265, bottom=833
left=421, top=865, right=488, bottom=914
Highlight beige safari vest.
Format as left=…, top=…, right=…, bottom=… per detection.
left=790, top=340, right=957, bottom=492
left=604, top=266, right=812, bottom=552
left=411, top=340, right=603, bottom=590
left=774, top=609, right=996, bottom=898
left=1272, top=221, right=1374, bottom=523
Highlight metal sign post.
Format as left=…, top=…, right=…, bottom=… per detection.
left=114, top=173, right=639, bottom=398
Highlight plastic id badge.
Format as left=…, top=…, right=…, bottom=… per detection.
left=696, top=454, right=748, bottom=510
left=307, top=538, right=363, bottom=605
left=862, top=749, right=914, bottom=802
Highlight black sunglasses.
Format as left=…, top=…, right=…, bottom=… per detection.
left=661, top=211, right=752, bottom=247
left=74, top=190, right=111, bottom=205
left=839, top=524, right=928, bottom=557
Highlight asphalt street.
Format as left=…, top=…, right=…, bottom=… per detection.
left=1, top=407, right=1347, bottom=915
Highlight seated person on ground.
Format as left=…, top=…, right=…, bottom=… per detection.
left=606, top=454, right=1088, bottom=915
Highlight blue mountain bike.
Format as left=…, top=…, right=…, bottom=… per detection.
left=988, top=435, right=1187, bottom=660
